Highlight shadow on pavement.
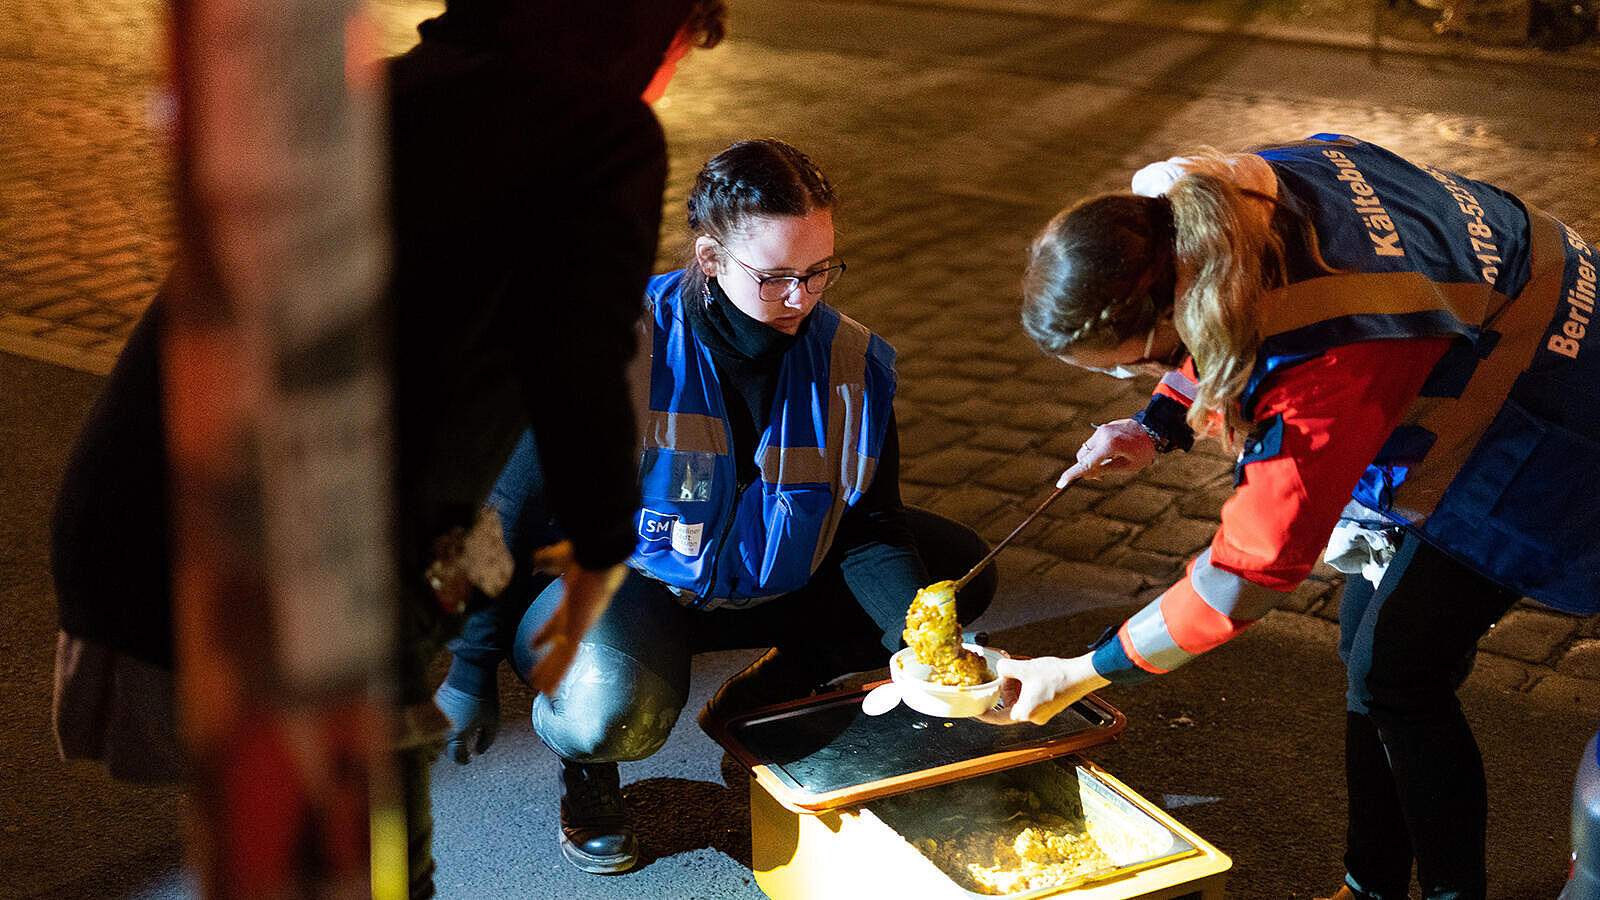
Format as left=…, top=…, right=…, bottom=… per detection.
left=628, top=771, right=754, bottom=870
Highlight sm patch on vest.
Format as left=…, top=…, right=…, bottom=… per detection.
left=638, top=507, right=706, bottom=557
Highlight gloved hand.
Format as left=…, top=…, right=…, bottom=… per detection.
left=433, top=681, right=500, bottom=764
left=1057, top=419, right=1157, bottom=487
left=979, top=653, right=1110, bottom=726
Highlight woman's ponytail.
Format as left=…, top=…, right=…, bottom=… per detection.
left=1166, top=161, right=1288, bottom=441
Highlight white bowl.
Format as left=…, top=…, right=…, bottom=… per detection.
left=888, top=644, right=1005, bottom=718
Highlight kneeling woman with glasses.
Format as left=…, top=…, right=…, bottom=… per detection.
left=434, top=138, right=996, bottom=874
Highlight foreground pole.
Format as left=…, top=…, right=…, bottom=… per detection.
left=165, top=0, right=403, bottom=895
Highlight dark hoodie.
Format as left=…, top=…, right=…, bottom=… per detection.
left=51, top=2, right=691, bottom=679
left=385, top=0, right=692, bottom=624
left=414, top=0, right=693, bottom=96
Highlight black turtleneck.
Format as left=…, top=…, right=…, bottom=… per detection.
left=685, top=279, right=801, bottom=484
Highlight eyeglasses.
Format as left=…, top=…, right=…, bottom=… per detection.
left=716, top=240, right=846, bottom=303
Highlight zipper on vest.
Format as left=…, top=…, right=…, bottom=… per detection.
left=694, top=478, right=752, bottom=609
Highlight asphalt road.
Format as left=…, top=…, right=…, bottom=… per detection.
left=5, top=0, right=1600, bottom=897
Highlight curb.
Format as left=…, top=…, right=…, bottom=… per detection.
left=0, top=332, right=116, bottom=377
left=851, top=0, right=1600, bottom=72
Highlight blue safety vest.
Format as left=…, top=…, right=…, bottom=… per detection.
left=1241, top=134, right=1600, bottom=613
left=627, top=271, right=898, bottom=606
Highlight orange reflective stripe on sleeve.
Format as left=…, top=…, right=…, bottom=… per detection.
left=1189, top=545, right=1286, bottom=620
left=1116, top=616, right=1166, bottom=674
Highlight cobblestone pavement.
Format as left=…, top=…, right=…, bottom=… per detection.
left=6, top=0, right=1600, bottom=721
left=0, top=0, right=173, bottom=374
left=661, top=0, right=1600, bottom=706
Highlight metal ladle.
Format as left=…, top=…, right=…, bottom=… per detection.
left=949, top=480, right=1072, bottom=593
left=864, top=482, right=1076, bottom=716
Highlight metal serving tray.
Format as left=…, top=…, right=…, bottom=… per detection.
left=865, top=756, right=1201, bottom=897
left=709, top=684, right=1126, bottom=814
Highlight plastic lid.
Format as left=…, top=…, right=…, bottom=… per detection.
left=706, top=684, right=1125, bottom=813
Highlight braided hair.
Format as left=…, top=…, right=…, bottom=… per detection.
left=1021, top=194, right=1177, bottom=355
left=1022, top=158, right=1291, bottom=440
left=681, top=139, right=837, bottom=301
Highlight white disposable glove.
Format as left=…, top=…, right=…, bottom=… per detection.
left=980, top=653, right=1111, bottom=726
left=1324, top=520, right=1399, bottom=587
left=1057, top=419, right=1157, bottom=487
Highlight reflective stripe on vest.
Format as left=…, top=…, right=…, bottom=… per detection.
left=628, top=271, right=896, bottom=605
left=1242, top=135, right=1600, bottom=612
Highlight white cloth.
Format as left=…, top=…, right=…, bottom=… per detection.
left=1324, top=519, right=1399, bottom=587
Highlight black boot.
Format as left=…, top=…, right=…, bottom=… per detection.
left=558, top=760, right=637, bottom=874
left=698, top=648, right=834, bottom=732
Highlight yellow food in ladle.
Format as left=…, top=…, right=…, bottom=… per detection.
left=903, top=580, right=989, bottom=686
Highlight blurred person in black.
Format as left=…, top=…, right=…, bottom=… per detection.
left=48, top=2, right=725, bottom=896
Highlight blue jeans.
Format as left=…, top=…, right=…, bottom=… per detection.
left=1337, top=532, right=1520, bottom=900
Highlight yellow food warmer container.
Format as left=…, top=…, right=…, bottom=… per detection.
left=709, top=687, right=1230, bottom=900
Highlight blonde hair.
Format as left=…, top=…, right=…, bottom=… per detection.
left=1166, top=154, right=1289, bottom=440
